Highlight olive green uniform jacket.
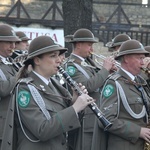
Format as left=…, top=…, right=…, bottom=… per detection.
left=0, top=59, right=16, bottom=149
left=92, top=69, right=150, bottom=150
left=65, top=54, right=110, bottom=150
left=2, top=71, right=81, bottom=150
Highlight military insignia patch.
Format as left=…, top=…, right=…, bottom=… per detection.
left=103, top=84, right=114, bottom=98
left=67, top=66, right=76, bottom=76
left=18, top=90, right=31, bottom=107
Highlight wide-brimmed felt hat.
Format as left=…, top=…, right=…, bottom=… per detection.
left=0, top=24, right=20, bottom=42
left=106, top=34, right=131, bottom=48
left=24, top=36, right=67, bottom=64
left=67, top=28, right=98, bottom=43
left=115, top=39, right=149, bottom=60
left=15, top=31, right=31, bottom=41
left=144, top=46, right=150, bottom=57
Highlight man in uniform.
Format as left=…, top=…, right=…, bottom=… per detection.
left=11, top=31, right=31, bottom=71
left=143, top=46, right=150, bottom=73
left=0, top=24, right=20, bottom=149
left=14, top=31, right=30, bottom=54
left=64, top=28, right=115, bottom=150
left=142, top=46, right=150, bottom=89
left=92, top=39, right=150, bottom=150
left=106, top=33, right=131, bottom=55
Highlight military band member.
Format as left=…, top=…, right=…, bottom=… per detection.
left=0, top=24, right=20, bottom=149
left=11, top=31, right=31, bottom=71
left=13, top=31, right=30, bottom=56
left=92, top=39, right=150, bottom=150
left=1, top=35, right=95, bottom=150
left=140, top=46, right=150, bottom=91
left=143, top=46, right=150, bottom=79
left=64, top=28, right=115, bottom=150
left=106, top=33, right=131, bottom=56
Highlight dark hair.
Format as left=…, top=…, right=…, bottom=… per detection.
left=16, top=54, right=45, bottom=81
left=16, top=59, right=34, bottom=81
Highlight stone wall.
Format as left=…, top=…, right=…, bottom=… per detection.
left=0, top=0, right=62, bottom=20
left=0, top=0, right=150, bottom=26
left=0, top=0, right=150, bottom=56
left=93, top=0, right=150, bottom=26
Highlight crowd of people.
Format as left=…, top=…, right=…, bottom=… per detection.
left=0, top=23, right=149, bottom=150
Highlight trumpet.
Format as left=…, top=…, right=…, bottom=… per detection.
left=141, top=67, right=150, bottom=75
left=11, top=49, right=15, bottom=53
left=12, top=52, right=28, bottom=71
left=90, top=52, right=121, bottom=68
left=13, top=53, right=28, bottom=64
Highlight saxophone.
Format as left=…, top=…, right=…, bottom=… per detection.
left=136, top=73, right=150, bottom=150
left=144, top=142, right=150, bottom=150
left=144, top=123, right=150, bottom=150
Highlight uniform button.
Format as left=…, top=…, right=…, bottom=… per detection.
left=69, top=126, right=73, bottom=129
left=7, top=141, right=11, bottom=145
left=9, top=124, right=12, bottom=128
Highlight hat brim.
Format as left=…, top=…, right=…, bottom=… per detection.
left=115, top=49, right=150, bottom=60
left=20, top=37, right=31, bottom=41
left=144, top=47, right=150, bottom=56
left=105, top=42, right=112, bottom=47
left=0, top=36, right=21, bottom=42
left=24, top=45, right=67, bottom=64
left=69, top=38, right=98, bottom=43
left=109, top=42, right=123, bottom=48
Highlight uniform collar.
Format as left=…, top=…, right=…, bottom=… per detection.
left=0, top=55, right=12, bottom=65
left=72, top=53, right=85, bottom=61
left=32, top=71, right=49, bottom=85
left=0, top=55, right=7, bottom=61
left=121, top=68, right=135, bottom=81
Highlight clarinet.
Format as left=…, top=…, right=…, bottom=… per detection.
left=57, top=66, right=112, bottom=131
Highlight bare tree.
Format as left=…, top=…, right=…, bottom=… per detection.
left=62, top=0, right=93, bottom=56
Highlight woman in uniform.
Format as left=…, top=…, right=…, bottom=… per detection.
left=2, top=35, right=94, bottom=150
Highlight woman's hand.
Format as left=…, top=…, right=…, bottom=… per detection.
left=72, top=83, right=88, bottom=103
left=72, top=93, right=94, bottom=113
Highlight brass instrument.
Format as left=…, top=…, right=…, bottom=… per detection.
left=144, top=139, right=150, bottom=150
left=141, top=67, right=150, bottom=88
left=11, top=49, right=15, bottom=53
left=138, top=68, right=150, bottom=150
left=90, top=52, right=121, bottom=69
left=13, top=53, right=28, bottom=64
left=144, top=118, right=150, bottom=150
left=12, top=52, right=28, bottom=71
left=141, top=67, right=150, bottom=75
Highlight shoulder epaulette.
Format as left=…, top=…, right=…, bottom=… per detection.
left=67, top=58, right=75, bottom=63
left=109, top=73, right=121, bottom=81
left=18, top=77, right=33, bottom=84
left=62, top=57, right=74, bottom=66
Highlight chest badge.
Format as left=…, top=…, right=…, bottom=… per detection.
left=103, top=84, right=114, bottom=98
left=18, top=90, right=31, bottom=108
